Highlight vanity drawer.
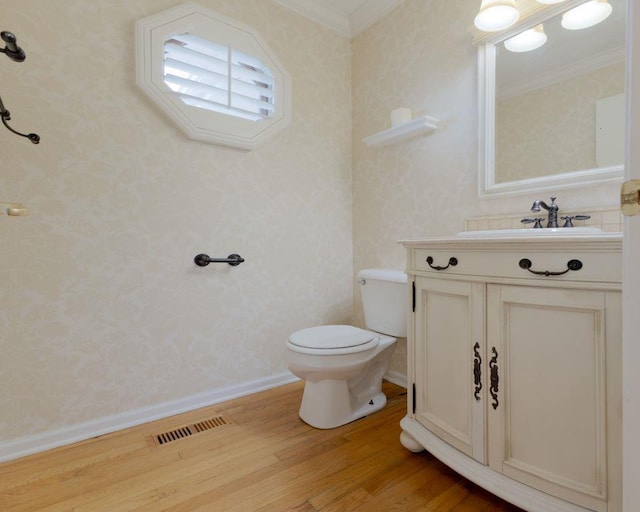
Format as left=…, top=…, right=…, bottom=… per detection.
left=410, top=248, right=622, bottom=284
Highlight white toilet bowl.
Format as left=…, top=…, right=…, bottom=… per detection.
left=285, top=269, right=407, bottom=429
left=285, top=325, right=397, bottom=429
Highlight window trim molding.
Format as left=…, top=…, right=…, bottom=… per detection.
left=135, top=2, right=292, bottom=150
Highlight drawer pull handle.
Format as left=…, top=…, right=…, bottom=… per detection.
left=518, top=258, right=583, bottom=277
left=473, top=342, right=482, bottom=401
left=489, top=347, right=499, bottom=410
left=426, top=256, right=458, bottom=271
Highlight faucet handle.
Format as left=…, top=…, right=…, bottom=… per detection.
left=561, top=214, right=591, bottom=228
left=521, top=217, right=544, bottom=228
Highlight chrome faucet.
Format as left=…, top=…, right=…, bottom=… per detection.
left=531, top=196, right=559, bottom=228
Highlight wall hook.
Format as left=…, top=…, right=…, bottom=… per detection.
left=1, top=201, right=28, bottom=216
left=0, top=31, right=40, bottom=144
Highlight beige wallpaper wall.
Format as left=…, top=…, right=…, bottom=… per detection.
left=351, top=0, right=623, bottom=376
left=496, top=61, right=626, bottom=183
left=0, top=0, right=625, bottom=455
left=352, top=0, right=480, bottom=373
left=0, top=0, right=352, bottom=445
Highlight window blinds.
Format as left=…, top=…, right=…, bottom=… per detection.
left=163, top=34, right=275, bottom=122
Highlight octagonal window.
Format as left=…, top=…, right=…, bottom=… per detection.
left=136, top=3, right=291, bottom=150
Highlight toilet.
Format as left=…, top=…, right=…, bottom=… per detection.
left=285, top=269, right=407, bottom=429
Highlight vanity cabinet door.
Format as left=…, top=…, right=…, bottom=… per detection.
left=486, top=285, right=621, bottom=512
left=413, top=276, right=485, bottom=463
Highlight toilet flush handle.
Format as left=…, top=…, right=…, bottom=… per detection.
left=359, top=278, right=366, bottom=285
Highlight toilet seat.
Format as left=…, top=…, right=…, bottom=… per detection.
left=287, top=325, right=379, bottom=355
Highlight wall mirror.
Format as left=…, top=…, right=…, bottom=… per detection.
left=477, top=0, right=626, bottom=197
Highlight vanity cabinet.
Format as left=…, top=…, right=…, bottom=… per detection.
left=413, top=277, right=485, bottom=463
left=401, top=234, right=622, bottom=512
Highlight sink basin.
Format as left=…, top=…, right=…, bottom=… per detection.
left=457, top=227, right=604, bottom=238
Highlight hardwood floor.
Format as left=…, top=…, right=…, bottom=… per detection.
left=0, top=381, right=523, bottom=511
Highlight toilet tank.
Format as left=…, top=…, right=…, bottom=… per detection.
left=358, top=268, right=408, bottom=337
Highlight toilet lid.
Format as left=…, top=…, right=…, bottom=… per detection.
left=288, top=325, right=376, bottom=351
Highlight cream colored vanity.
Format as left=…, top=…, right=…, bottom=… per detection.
left=400, top=231, right=622, bottom=512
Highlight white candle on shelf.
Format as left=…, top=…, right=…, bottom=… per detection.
left=390, top=108, right=412, bottom=127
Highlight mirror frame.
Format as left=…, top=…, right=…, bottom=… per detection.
left=476, top=0, right=625, bottom=197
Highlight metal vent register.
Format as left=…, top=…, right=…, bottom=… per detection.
left=150, top=416, right=232, bottom=446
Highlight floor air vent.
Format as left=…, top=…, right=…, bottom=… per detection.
left=150, top=415, right=231, bottom=446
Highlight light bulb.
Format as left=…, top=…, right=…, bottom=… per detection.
left=504, top=25, right=547, bottom=52
left=474, top=0, right=520, bottom=32
left=561, top=0, right=612, bottom=30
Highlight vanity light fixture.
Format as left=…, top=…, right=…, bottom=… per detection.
left=474, top=0, right=520, bottom=32
left=561, top=0, right=612, bottom=30
left=504, top=24, right=548, bottom=52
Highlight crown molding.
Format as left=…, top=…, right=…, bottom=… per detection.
left=350, top=0, right=405, bottom=37
left=272, top=0, right=351, bottom=36
left=272, top=0, right=404, bottom=38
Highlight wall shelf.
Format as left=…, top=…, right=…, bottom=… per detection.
left=363, top=115, right=439, bottom=147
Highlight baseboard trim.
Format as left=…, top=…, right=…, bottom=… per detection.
left=0, top=372, right=299, bottom=464
left=384, top=370, right=407, bottom=388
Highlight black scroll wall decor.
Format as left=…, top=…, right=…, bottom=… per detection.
left=0, top=31, right=40, bottom=144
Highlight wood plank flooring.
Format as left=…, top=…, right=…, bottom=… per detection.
left=0, top=381, right=523, bottom=511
